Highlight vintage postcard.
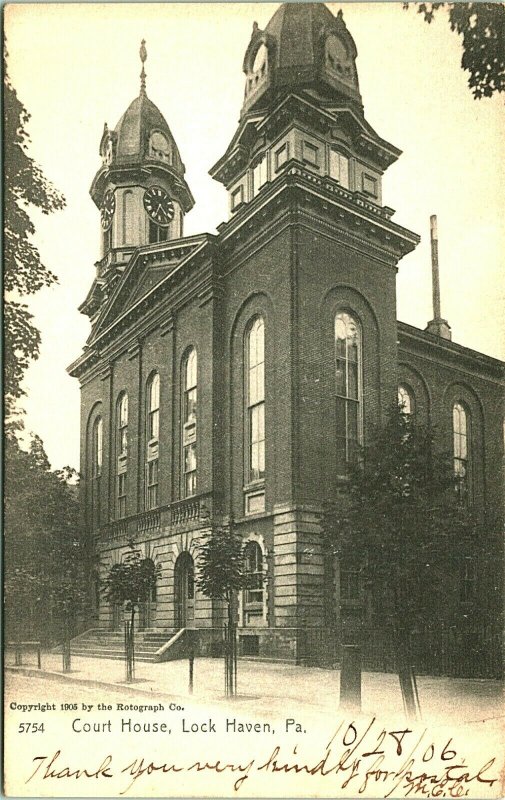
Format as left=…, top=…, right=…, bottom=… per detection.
left=3, top=2, right=504, bottom=797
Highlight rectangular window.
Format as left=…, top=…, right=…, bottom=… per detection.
left=303, top=141, right=319, bottom=167
left=275, top=142, right=289, bottom=171
left=362, top=173, right=378, bottom=197
left=341, top=568, right=360, bottom=601
left=330, top=150, right=350, bottom=188
left=460, top=559, right=475, bottom=602
left=117, top=473, right=127, bottom=519
left=146, top=459, right=159, bottom=510
left=231, top=185, right=244, bottom=210
left=253, top=155, right=268, bottom=196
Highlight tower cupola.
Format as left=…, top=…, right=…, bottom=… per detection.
left=211, top=4, right=402, bottom=220
left=242, top=3, right=362, bottom=117
left=90, top=41, right=194, bottom=263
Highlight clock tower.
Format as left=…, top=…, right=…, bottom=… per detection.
left=87, top=41, right=194, bottom=312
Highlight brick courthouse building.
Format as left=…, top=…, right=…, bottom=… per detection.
left=68, top=4, right=504, bottom=671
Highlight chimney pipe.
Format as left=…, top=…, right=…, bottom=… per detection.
left=425, top=214, right=451, bottom=340
left=430, top=214, right=441, bottom=320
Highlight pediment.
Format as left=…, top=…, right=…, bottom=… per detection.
left=86, top=236, right=208, bottom=345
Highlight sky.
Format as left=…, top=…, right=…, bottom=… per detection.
left=5, top=2, right=505, bottom=470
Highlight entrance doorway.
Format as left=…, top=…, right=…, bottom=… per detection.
left=138, top=559, right=157, bottom=630
left=174, top=552, right=195, bottom=628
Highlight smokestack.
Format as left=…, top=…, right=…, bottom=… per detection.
left=425, top=214, right=451, bottom=340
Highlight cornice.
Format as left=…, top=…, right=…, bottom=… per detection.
left=217, top=164, right=419, bottom=264
left=398, top=321, right=504, bottom=383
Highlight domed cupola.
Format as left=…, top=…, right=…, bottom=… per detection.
left=211, top=4, right=402, bottom=221
left=242, top=3, right=362, bottom=117
left=91, top=41, right=194, bottom=260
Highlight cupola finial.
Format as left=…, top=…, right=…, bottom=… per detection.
left=139, top=39, right=147, bottom=95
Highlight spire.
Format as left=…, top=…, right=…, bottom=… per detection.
left=426, top=215, right=452, bottom=340
left=139, top=39, right=147, bottom=95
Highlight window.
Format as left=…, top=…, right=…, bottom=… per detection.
left=329, top=150, right=349, bottom=188
left=303, top=141, right=319, bottom=167
left=145, top=373, right=160, bottom=510
left=253, top=155, right=268, bottom=196
left=335, top=312, right=362, bottom=475
left=231, top=185, right=244, bottom=211
left=460, top=558, right=475, bottom=603
left=453, top=402, right=470, bottom=502
left=275, top=142, right=289, bottom=171
left=244, top=541, right=264, bottom=607
left=246, top=317, right=265, bottom=484
left=91, top=417, right=103, bottom=527
left=398, top=384, right=414, bottom=416
left=116, top=393, right=128, bottom=518
left=340, top=568, right=360, bottom=601
left=149, top=220, right=169, bottom=244
left=182, top=349, right=197, bottom=497
left=362, top=173, right=378, bottom=198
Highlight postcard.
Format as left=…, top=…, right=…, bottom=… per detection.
left=4, top=2, right=504, bottom=797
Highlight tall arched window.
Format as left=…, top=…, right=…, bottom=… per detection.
left=246, top=317, right=265, bottom=485
left=453, top=402, right=470, bottom=502
left=335, top=311, right=362, bottom=474
left=91, top=417, right=103, bottom=528
left=243, top=541, right=264, bottom=622
left=182, top=349, right=197, bottom=498
left=145, top=373, right=160, bottom=510
left=398, top=384, right=414, bottom=416
left=116, top=393, right=128, bottom=518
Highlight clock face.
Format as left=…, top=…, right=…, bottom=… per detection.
left=100, top=190, right=115, bottom=230
left=143, top=186, right=174, bottom=227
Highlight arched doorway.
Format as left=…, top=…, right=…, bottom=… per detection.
left=174, top=552, right=195, bottom=629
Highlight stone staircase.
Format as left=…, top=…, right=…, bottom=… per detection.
left=68, top=628, right=174, bottom=663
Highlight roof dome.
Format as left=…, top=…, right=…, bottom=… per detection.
left=242, top=3, right=362, bottom=115
left=112, top=92, right=184, bottom=174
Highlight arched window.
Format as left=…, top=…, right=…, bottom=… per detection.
left=243, top=541, right=264, bottom=620
left=335, top=312, right=362, bottom=474
left=116, top=393, right=128, bottom=518
left=398, top=384, right=414, bottom=416
left=91, top=417, right=103, bottom=527
left=182, top=349, right=197, bottom=498
left=145, top=373, right=160, bottom=510
left=122, top=190, right=134, bottom=245
left=246, top=317, right=265, bottom=484
left=453, top=402, right=470, bottom=502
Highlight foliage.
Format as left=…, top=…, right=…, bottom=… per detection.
left=404, top=3, right=505, bottom=98
left=196, top=522, right=253, bottom=622
left=4, top=63, right=65, bottom=410
left=102, top=542, right=160, bottom=624
left=4, top=431, right=87, bottom=644
left=321, top=405, right=478, bottom=638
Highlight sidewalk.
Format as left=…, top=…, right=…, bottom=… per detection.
left=5, top=649, right=503, bottom=727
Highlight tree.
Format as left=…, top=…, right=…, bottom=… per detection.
left=4, top=62, right=65, bottom=413
left=321, top=405, right=477, bottom=716
left=4, top=432, right=87, bottom=651
left=102, top=542, right=160, bottom=681
left=196, top=520, right=255, bottom=696
left=404, top=3, right=505, bottom=98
